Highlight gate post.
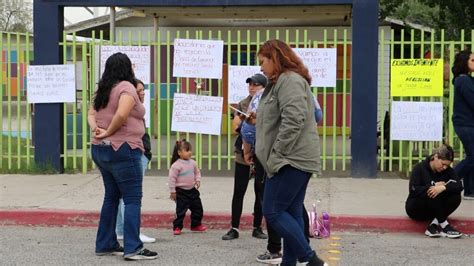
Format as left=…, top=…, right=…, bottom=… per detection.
left=33, top=2, right=64, bottom=172
left=351, top=0, right=379, bottom=178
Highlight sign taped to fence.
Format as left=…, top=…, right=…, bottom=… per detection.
left=293, top=48, right=337, bottom=87
left=390, top=101, right=443, bottom=141
left=27, top=64, right=76, bottom=103
left=171, top=93, right=223, bottom=135
left=228, top=65, right=262, bottom=104
left=100, top=46, right=151, bottom=84
left=390, top=59, right=443, bottom=97
left=173, top=38, right=224, bottom=79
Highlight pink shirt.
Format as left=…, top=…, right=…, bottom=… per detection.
left=92, top=81, right=145, bottom=151
left=168, top=159, right=201, bottom=192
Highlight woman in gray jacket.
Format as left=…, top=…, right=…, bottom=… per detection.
left=255, top=39, right=325, bottom=266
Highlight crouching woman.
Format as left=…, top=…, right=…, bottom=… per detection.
left=405, top=144, right=463, bottom=238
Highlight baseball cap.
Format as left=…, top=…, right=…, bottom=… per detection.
left=246, top=73, right=267, bottom=87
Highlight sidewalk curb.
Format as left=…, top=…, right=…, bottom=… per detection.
left=1, top=209, right=473, bottom=234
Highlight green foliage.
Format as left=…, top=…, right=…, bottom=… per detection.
left=380, top=0, right=473, bottom=40
left=392, top=0, right=440, bottom=28
left=0, top=0, right=33, bottom=33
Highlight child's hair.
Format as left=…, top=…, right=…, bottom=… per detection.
left=430, top=144, right=454, bottom=162
left=171, top=139, right=192, bottom=166
left=135, top=78, right=145, bottom=88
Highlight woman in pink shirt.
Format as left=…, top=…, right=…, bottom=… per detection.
left=88, top=53, right=157, bottom=261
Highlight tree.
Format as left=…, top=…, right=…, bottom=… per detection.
left=0, top=0, right=33, bottom=33
left=380, top=0, right=474, bottom=40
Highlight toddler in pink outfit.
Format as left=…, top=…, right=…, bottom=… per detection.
left=169, top=139, right=207, bottom=235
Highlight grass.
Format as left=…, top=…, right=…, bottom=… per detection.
left=0, top=135, right=93, bottom=174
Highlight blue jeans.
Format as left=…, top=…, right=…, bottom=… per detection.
left=263, top=165, right=315, bottom=264
left=454, top=126, right=474, bottom=196
left=92, top=143, right=144, bottom=256
left=116, top=155, right=149, bottom=236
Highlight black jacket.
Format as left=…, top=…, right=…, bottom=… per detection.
left=452, top=75, right=474, bottom=127
left=142, top=132, right=152, bottom=161
left=407, top=156, right=463, bottom=199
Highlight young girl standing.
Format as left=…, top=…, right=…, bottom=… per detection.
left=169, top=139, right=207, bottom=235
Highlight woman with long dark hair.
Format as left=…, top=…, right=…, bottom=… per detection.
left=405, top=144, right=463, bottom=238
left=451, top=50, right=474, bottom=200
left=255, top=39, right=325, bottom=266
left=88, top=52, right=157, bottom=260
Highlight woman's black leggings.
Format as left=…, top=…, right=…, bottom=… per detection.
left=405, top=193, right=461, bottom=223
left=230, top=161, right=264, bottom=229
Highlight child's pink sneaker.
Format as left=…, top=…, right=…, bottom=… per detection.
left=173, top=228, right=182, bottom=235
left=190, top=225, right=207, bottom=232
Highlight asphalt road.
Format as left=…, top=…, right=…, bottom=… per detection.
left=0, top=226, right=472, bottom=265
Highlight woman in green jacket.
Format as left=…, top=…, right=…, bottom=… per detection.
left=255, top=39, right=325, bottom=266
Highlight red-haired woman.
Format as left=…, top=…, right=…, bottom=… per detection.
left=255, top=39, right=325, bottom=266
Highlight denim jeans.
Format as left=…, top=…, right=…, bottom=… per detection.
left=262, top=165, right=315, bottom=264
left=454, top=126, right=474, bottom=196
left=92, top=143, right=144, bottom=256
left=116, top=155, right=149, bottom=236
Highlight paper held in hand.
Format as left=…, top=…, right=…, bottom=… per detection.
left=229, top=105, right=249, bottom=118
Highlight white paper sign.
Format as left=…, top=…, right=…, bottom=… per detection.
left=171, top=93, right=223, bottom=135
left=293, top=48, right=337, bottom=87
left=228, top=65, right=262, bottom=104
left=390, top=101, right=443, bottom=141
left=27, top=64, right=76, bottom=103
left=144, top=89, right=151, bottom=128
left=173, top=39, right=224, bottom=79
left=100, top=46, right=151, bottom=84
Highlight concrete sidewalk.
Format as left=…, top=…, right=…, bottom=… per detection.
left=1, top=173, right=473, bottom=233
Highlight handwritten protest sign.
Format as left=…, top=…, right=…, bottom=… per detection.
left=27, top=64, right=76, bottom=103
left=293, top=48, right=337, bottom=87
left=390, top=59, right=443, bottom=97
left=173, top=39, right=224, bottom=79
left=171, top=93, right=223, bottom=135
left=228, top=65, right=262, bottom=104
left=390, top=101, right=443, bottom=141
left=100, top=46, right=151, bottom=84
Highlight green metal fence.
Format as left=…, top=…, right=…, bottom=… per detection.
left=1, top=28, right=472, bottom=174
left=378, top=29, right=473, bottom=175
left=1, top=32, right=33, bottom=171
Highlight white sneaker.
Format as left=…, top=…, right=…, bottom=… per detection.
left=140, top=233, right=156, bottom=243
left=463, top=195, right=474, bottom=200
left=117, top=234, right=155, bottom=243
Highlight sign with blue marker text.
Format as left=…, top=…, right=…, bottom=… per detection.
left=100, top=46, right=151, bottom=84
left=27, top=64, right=76, bottom=103
left=390, top=101, right=443, bottom=141
left=228, top=65, right=262, bottom=104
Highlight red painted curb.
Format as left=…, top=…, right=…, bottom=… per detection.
left=332, top=215, right=474, bottom=234
left=1, top=209, right=473, bottom=234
